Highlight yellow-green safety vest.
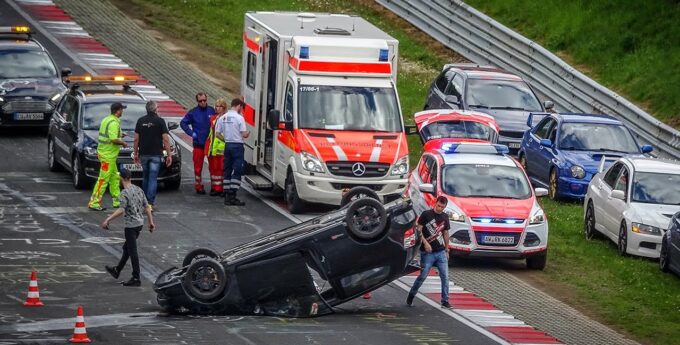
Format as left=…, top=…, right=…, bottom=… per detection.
left=97, top=114, right=121, bottom=160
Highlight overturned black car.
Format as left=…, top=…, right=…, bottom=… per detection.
left=154, top=197, right=419, bottom=317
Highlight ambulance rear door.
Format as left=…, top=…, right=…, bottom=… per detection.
left=242, top=27, right=264, bottom=167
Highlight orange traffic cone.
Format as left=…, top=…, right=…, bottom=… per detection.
left=69, top=306, right=91, bottom=343
left=23, top=271, right=44, bottom=306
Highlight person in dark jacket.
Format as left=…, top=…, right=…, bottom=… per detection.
left=180, top=92, right=215, bottom=194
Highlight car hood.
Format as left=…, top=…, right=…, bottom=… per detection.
left=83, top=130, right=135, bottom=145
left=293, top=129, right=408, bottom=164
left=630, top=203, right=680, bottom=230
left=478, top=109, right=531, bottom=133
left=560, top=150, right=629, bottom=173
left=448, top=195, right=534, bottom=219
left=0, top=78, right=64, bottom=99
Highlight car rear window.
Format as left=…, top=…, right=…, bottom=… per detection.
left=421, top=120, right=497, bottom=142
left=442, top=164, right=531, bottom=199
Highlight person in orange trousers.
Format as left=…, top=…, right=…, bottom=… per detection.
left=205, top=98, right=226, bottom=196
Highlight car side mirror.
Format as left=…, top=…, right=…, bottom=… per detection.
left=61, top=67, right=72, bottom=78
left=418, top=183, right=435, bottom=194
left=640, top=145, right=653, bottom=154
left=404, top=125, right=418, bottom=135
left=444, top=95, right=460, bottom=105
left=539, top=139, right=552, bottom=147
left=543, top=100, right=554, bottom=111
left=60, top=122, right=73, bottom=131
left=534, top=188, right=548, bottom=197
left=611, top=190, right=626, bottom=201
left=268, top=109, right=281, bottom=130
left=167, top=121, right=179, bottom=130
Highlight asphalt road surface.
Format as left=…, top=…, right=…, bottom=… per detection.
left=0, top=2, right=498, bottom=343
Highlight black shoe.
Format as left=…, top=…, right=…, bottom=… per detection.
left=406, top=294, right=414, bottom=306
left=105, top=265, right=119, bottom=279
left=88, top=206, right=106, bottom=211
left=122, top=277, right=141, bottom=287
left=209, top=190, right=220, bottom=196
left=196, top=189, right=206, bottom=195
left=230, top=197, right=245, bottom=206
left=441, top=301, right=452, bottom=309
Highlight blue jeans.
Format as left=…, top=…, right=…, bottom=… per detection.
left=223, top=143, right=244, bottom=195
left=409, top=250, right=449, bottom=304
left=140, top=155, right=162, bottom=205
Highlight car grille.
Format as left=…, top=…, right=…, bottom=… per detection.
left=1, top=101, right=53, bottom=113
left=499, top=130, right=525, bottom=139
left=326, top=161, right=390, bottom=178
left=474, top=231, right=521, bottom=247
left=471, top=217, right=525, bottom=224
left=330, top=183, right=384, bottom=191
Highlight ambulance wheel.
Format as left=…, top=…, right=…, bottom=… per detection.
left=285, top=171, right=306, bottom=214
left=72, top=155, right=88, bottom=190
left=346, top=198, right=387, bottom=240
left=340, top=186, right=380, bottom=208
left=182, top=248, right=220, bottom=267
left=183, top=258, right=227, bottom=301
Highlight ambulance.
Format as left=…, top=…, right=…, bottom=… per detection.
left=240, top=12, right=409, bottom=213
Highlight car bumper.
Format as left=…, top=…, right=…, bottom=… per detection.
left=83, top=155, right=181, bottom=181
left=627, top=231, right=662, bottom=258
left=447, top=221, right=548, bottom=259
left=293, top=171, right=407, bottom=205
left=557, top=176, right=590, bottom=199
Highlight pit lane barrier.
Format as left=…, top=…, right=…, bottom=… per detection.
left=375, top=0, right=680, bottom=160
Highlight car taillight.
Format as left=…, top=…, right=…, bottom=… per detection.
left=404, top=228, right=416, bottom=248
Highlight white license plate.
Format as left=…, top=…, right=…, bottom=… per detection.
left=14, top=113, right=44, bottom=120
left=122, top=163, right=142, bottom=172
left=508, top=143, right=521, bottom=149
left=482, top=235, right=514, bottom=244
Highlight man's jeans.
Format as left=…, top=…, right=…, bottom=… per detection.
left=408, top=250, right=449, bottom=304
left=140, top=155, right=162, bottom=205
left=117, top=226, right=142, bottom=279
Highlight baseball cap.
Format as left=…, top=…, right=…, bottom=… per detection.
left=111, top=102, right=127, bottom=113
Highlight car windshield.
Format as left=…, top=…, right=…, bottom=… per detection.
left=421, top=120, right=497, bottom=142
left=81, top=102, right=146, bottom=130
left=298, top=85, right=402, bottom=132
left=632, top=172, right=680, bottom=205
left=465, top=78, right=542, bottom=111
left=442, top=164, right=532, bottom=199
left=0, top=50, right=57, bottom=79
left=559, top=123, right=639, bottom=152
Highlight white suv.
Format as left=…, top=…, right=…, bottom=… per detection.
left=584, top=157, right=680, bottom=258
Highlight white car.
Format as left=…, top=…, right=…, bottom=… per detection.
left=584, top=157, right=680, bottom=258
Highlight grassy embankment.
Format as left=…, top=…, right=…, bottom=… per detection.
left=112, top=0, right=680, bottom=344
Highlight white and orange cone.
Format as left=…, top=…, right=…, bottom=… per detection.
left=69, top=306, right=91, bottom=343
left=23, top=271, right=44, bottom=306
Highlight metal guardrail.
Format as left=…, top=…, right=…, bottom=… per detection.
left=376, top=0, right=680, bottom=159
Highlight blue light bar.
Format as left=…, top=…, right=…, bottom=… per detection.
left=494, top=144, right=510, bottom=155
left=300, top=46, right=309, bottom=59
left=441, top=143, right=459, bottom=153
left=440, top=142, right=509, bottom=155
left=379, top=48, right=389, bottom=62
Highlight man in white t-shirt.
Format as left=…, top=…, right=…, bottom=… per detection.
left=215, top=98, right=250, bottom=206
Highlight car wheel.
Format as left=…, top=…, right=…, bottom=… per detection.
left=660, top=235, right=670, bottom=273
left=182, top=248, right=220, bottom=267
left=165, top=174, right=181, bottom=190
left=548, top=168, right=559, bottom=200
left=182, top=258, right=227, bottom=301
left=72, top=155, right=88, bottom=190
left=340, top=186, right=380, bottom=208
left=617, top=222, right=628, bottom=256
left=47, top=137, right=63, bottom=172
left=345, top=198, right=387, bottom=240
left=285, top=171, right=306, bottom=214
left=526, top=252, right=547, bottom=270
left=584, top=202, right=598, bottom=240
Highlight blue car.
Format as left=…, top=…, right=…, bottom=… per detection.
left=660, top=211, right=680, bottom=277
left=518, top=113, right=652, bottom=200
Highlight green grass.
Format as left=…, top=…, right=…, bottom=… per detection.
left=112, top=0, right=680, bottom=343
left=465, top=0, right=680, bottom=127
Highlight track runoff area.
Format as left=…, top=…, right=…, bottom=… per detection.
left=0, top=0, right=562, bottom=344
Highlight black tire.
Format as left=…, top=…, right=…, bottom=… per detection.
left=165, top=175, right=181, bottom=190
left=618, top=222, right=628, bottom=256
left=548, top=168, right=559, bottom=201
left=584, top=202, right=598, bottom=240
left=526, top=252, right=547, bottom=270
left=182, top=258, right=227, bottom=301
left=47, top=137, right=63, bottom=172
left=72, top=155, right=88, bottom=190
left=285, top=171, right=306, bottom=214
left=345, top=198, right=387, bottom=240
left=182, top=248, right=220, bottom=267
left=340, top=186, right=380, bottom=208
left=660, top=235, right=670, bottom=273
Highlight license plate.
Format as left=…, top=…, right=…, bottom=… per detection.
left=507, top=143, right=521, bottom=149
left=122, top=163, right=142, bottom=172
left=14, top=113, right=44, bottom=120
left=482, top=235, right=514, bottom=244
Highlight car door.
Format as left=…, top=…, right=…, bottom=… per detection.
left=53, top=95, right=78, bottom=169
left=427, top=69, right=455, bottom=109
left=670, top=216, right=680, bottom=272
left=592, top=162, right=624, bottom=236
left=443, top=73, right=464, bottom=110
left=535, top=120, right=558, bottom=184
left=602, top=165, right=630, bottom=236
left=524, top=117, right=555, bottom=182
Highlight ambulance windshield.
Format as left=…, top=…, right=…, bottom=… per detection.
left=298, top=85, right=401, bottom=132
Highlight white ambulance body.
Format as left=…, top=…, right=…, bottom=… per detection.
left=241, top=12, right=409, bottom=213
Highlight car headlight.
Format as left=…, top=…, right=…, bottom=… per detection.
left=570, top=165, right=585, bottom=179
left=301, top=151, right=324, bottom=173
left=448, top=211, right=466, bottom=223
left=632, top=222, right=662, bottom=235
left=391, top=155, right=409, bottom=176
left=529, top=211, right=545, bottom=225
left=0, top=96, right=4, bottom=103
left=49, top=92, right=63, bottom=104
left=84, top=146, right=97, bottom=156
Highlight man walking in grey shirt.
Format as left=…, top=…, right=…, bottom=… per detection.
left=102, top=169, right=155, bottom=287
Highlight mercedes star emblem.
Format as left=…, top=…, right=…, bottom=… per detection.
left=352, top=162, right=366, bottom=176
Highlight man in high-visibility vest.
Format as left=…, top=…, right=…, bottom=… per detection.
left=88, top=102, right=128, bottom=211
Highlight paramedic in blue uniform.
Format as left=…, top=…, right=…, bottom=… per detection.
left=215, top=98, right=249, bottom=206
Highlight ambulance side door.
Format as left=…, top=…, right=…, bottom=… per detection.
left=241, top=28, right=263, bottom=166
left=274, top=79, right=296, bottom=187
